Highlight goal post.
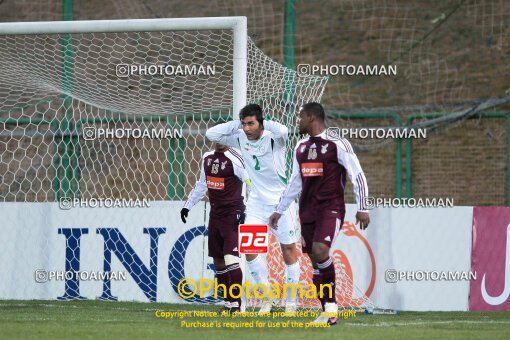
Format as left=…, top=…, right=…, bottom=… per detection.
left=0, top=16, right=328, bottom=203
left=0, top=17, right=250, bottom=201
left=0, top=17, right=248, bottom=114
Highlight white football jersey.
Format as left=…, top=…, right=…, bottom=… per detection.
left=205, top=120, right=288, bottom=205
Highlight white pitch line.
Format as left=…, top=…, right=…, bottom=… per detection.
left=0, top=303, right=141, bottom=311
left=345, top=320, right=510, bottom=327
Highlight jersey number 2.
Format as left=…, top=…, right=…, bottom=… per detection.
left=252, top=155, right=261, bottom=171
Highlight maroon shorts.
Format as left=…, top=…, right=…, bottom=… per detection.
left=208, top=210, right=243, bottom=259
left=300, top=205, right=345, bottom=254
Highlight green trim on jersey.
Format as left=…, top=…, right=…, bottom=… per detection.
left=278, top=172, right=288, bottom=184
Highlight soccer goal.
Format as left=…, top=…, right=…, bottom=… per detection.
left=0, top=17, right=329, bottom=202
left=0, top=17, right=381, bottom=312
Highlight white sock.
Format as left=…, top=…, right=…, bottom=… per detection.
left=247, top=256, right=270, bottom=291
left=285, top=261, right=300, bottom=303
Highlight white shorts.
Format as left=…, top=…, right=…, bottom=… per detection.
left=245, top=201, right=299, bottom=245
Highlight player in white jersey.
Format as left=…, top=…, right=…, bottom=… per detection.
left=205, top=104, right=300, bottom=313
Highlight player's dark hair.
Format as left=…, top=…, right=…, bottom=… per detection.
left=301, top=102, right=325, bottom=121
left=239, top=103, right=264, bottom=125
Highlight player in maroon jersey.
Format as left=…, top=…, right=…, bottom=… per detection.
left=180, top=143, right=249, bottom=312
left=269, top=102, right=370, bottom=324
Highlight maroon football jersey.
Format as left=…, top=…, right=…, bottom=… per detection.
left=184, top=147, right=248, bottom=223
left=203, top=149, right=245, bottom=216
left=276, top=131, right=368, bottom=223
left=296, top=136, right=347, bottom=221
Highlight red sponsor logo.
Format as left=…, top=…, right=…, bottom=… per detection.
left=238, top=224, right=268, bottom=254
left=206, top=176, right=224, bottom=190
left=301, top=162, right=324, bottom=177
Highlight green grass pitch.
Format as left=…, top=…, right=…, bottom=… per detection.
left=1, top=300, right=509, bottom=339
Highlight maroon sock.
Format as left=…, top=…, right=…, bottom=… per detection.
left=312, top=269, right=325, bottom=310
left=317, top=257, right=336, bottom=304
left=226, top=263, right=243, bottom=308
left=216, top=267, right=230, bottom=304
